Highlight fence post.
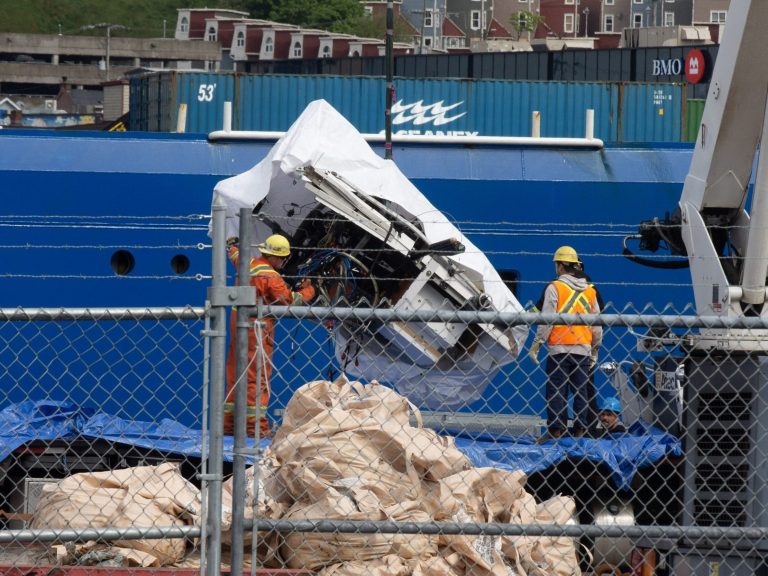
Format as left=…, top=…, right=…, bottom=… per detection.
left=204, top=197, right=228, bottom=576
left=230, top=207, right=253, bottom=575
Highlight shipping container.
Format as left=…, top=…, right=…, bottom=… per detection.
left=130, top=71, right=685, bottom=143
left=247, top=44, right=718, bottom=99
left=239, top=76, right=612, bottom=137
left=619, top=83, right=683, bottom=143
left=129, top=71, right=237, bottom=133
left=684, top=98, right=706, bottom=143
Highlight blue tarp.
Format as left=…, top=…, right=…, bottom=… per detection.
left=0, top=401, right=681, bottom=490
left=0, top=401, right=269, bottom=465
left=454, top=422, right=682, bottom=490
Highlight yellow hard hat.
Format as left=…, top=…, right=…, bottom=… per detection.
left=553, top=245, right=580, bottom=264
left=258, top=234, right=291, bottom=257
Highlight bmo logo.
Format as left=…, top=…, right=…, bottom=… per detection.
left=685, top=48, right=705, bottom=84
left=651, top=49, right=707, bottom=84
left=652, top=58, right=682, bottom=76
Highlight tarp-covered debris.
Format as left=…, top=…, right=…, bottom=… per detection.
left=209, top=99, right=527, bottom=409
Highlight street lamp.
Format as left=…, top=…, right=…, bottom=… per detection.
left=80, top=23, right=127, bottom=81
left=583, top=7, right=590, bottom=37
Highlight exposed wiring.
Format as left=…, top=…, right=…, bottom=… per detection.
left=295, top=249, right=380, bottom=307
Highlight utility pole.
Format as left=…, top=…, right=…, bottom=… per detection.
left=384, top=0, right=394, bottom=160
left=432, top=0, right=438, bottom=49
left=80, top=23, right=127, bottom=81
left=480, top=0, right=485, bottom=41
left=420, top=0, right=427, bottom=53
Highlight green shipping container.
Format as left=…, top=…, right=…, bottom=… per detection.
left=685, top=99, right=706, bottom=143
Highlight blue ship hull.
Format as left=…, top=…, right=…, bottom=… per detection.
left=0, top=129, right=695, bottom=426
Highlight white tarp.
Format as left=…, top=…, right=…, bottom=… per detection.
left=210, top=99, right=526, bottom=408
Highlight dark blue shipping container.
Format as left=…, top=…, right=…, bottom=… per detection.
left=129, top=71, right=237, bottom=132
left=130, top=71, right=683, bottom=143
left=249, top=44, right=717, bottom=99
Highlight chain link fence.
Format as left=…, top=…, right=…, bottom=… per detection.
left=0, top=208, right=766, bottom=576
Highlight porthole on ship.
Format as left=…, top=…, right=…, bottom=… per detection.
left=110, top=250, right=135, bottom=276
left=171, top=254, right=190, bottom=274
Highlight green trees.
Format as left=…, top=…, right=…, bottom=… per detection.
left=510, top=10, right=546, bottom=40
left=268, top=0, right=365, bottom=31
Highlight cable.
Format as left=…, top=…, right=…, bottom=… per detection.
left=621, top=237, right=689, bottom=270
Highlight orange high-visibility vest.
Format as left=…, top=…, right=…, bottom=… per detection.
left=547, top=280, right=596, bottom=346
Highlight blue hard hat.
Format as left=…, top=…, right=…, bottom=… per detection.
left=599, top=396, right=622, bottom=413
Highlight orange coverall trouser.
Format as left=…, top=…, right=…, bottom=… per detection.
left=223, top=313, right=273, bottom=437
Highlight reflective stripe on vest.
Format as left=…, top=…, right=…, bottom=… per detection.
left=547, top=280, right=596, bottom=346
left=223, top=402, right=268, bottom=415
left=232, top=263, right=280, bottom=311
left=250, top=263, right=278, bottom=277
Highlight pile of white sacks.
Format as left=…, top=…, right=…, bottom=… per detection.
left=227, top=376, right=582, bottom=576
left=31, top=376, right=581, bottom=575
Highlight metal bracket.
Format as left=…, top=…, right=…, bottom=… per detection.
left=207, top=286, right=256, bottom=308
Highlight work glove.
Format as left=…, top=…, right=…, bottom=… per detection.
left=590, top=348, right=599, bottom=368
left=528, top=339, right=543, bottom=365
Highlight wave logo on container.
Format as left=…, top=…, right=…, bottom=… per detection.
left=391, top=99, right=475, bottom=136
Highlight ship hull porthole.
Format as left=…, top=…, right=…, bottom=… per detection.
left=110, top=250, right=135, bottom=276
left=171, top=254, right=190, bottom=274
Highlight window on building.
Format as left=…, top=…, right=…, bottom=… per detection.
left=605, top=0, right=614, bottom=4
left=633, top=0, right=643, bottom=4
left=180, top=17, right=188, bottom=32
left=564, top=13, right=574, bottom=33
left=470, top=10, right=481, bottom=29
left=207, top=26, right=216, bottom=41
left=265, top=37, right=274, bottom=53
left=518, top=12, right=529, bottom=29
left=321, top=45, right=331, bottom=58
left=604, top=14, right=614, bottom=32
left=565, top=0, right=575, bottom=5
left=425, top=9, right=433, bottom=27
left=664, top=11, right=674, bottom=26
left=236, top=31, right=245, bottom=47
left=292, top=41, right=302, bottom=57
left=363, top=6, right=373, bottom=15
left=633, top=13, right=643, bottom=27
left=424, top=37, right=432, bottom=47
left=710, top=10, right=727, bottom=23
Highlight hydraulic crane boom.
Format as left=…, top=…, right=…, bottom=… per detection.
left=634, top=0, right=768, bottom=351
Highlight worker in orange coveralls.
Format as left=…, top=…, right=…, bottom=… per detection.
left=224, top=234, right=315, bottom=437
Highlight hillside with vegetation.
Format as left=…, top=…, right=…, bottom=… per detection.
left=0, top=0, right=393, bottom=38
